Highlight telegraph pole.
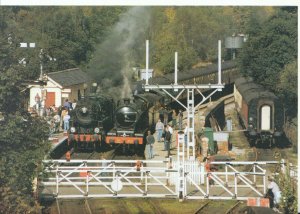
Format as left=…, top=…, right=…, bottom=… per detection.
left=20, top=43, right=56, bottom=116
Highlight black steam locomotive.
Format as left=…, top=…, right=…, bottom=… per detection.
left=68, top=89, right=115, bottom=151
left=106, top=92, right=164, bottom=153
left=234, top=77, right=284, bottom=147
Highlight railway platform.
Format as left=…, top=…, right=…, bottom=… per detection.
left=49, top=132, right=67, bottom=150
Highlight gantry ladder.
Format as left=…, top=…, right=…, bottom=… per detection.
left=177, top=132, right=185, bottom=200
left=187, top=89, right=195, bottom=159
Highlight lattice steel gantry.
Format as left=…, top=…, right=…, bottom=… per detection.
left=143, top=40, right=224, bottom=160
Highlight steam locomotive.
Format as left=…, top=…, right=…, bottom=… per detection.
left=68, top=88, right=115, bottom=151
left=234, top=77, right=284, bottom=147
left=106, top=91, right=165, bottom=154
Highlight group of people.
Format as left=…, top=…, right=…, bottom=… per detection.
left=145, top=117, right=180, bottom=159
left=146, top=109, right=186, bottom=159
left=146, top=122, right=173, bottom=159
left=45, top=99, right=77, bottom=135
left=160, top=108, right=183, bottom=130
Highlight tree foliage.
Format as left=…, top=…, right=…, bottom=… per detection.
left=277, top=163, right=298, bottom=213
left=147, top=7, right=274, bottom=75
left=238, top=7, right=297, bottom=91
left=0, top=114, right=50, bottom=213
left=277, top=60, right=297, bottom=113
left=1, top=7, right=125, bottom=73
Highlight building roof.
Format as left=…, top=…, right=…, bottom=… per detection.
left=47, top=68, right=92, bottom=87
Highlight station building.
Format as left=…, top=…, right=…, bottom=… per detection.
left=29, top=68, right=91, bottom=109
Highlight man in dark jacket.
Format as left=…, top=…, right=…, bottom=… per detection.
left=164, top=126, right=172, bottom=157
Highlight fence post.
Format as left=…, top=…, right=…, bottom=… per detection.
left=206, top=172, right=209, bottom=198
left=281, top=159, right=286, bottom=174
left=56, top=165, right=59, bottom=196
left=253, top=163, right=256, bottom=186
left=145, top=171, right=148, bottom=195
left=263, top=172, right=266, bottom=195
left=234, top=173, right=238, bottom=198
left=225, top=164, right=228, bottom=187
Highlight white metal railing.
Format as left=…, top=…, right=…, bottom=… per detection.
left=40, top=159, right=285, bottom=200
left=41, top=159, right=178, bottom=199
left=184, top=161, right=281, bottom=200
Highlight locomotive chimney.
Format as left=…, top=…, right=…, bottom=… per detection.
left=124, top=98, right=130, bottom=105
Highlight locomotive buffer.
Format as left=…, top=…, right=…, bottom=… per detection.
left=143, top=40, right=224, bottom=160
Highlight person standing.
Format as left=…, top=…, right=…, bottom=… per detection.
left=164, top=126, right=172, bottom=158
left=172, top=109, right=177, bottom=128
left=168, top=124, right=173, bottom=149
left=60, top=107, right=68, bottom=130
left=267, top=176, right=281, bottom=208
left=178, top=110, right=183, bottom=130
left=72, top=99, right=77, bottom=110
left=155, top=119, right=164, bottom=142
left=204, top=154, right=215, bottom=185
left=163, top=107, right=168, bottom=125
left=53, top=113, right=61, bottom=133
left=68, top=100, right=73, bottom=111
left=146, top=130, right=155, bottom=159
left=63, top=99, right=71, bottom=110
left=63, top=111, right=70, bottom=133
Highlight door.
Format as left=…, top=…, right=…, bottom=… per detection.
left=261, top=105, right=271, bottom=130
left=45, top=92, right=55, bottom=108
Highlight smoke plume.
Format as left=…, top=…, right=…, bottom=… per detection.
left=87, top=7, right=151, bottom=101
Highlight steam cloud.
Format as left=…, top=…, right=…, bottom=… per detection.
left=87, top=7, right=151, bottom=101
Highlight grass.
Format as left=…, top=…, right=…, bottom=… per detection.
left=50, top=198, right=227, bottom=214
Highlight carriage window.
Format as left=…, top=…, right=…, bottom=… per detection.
left=261, top=105, right=271, bottom=130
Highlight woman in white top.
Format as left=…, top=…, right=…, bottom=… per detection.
left=267, top=176, right=281, bottom=205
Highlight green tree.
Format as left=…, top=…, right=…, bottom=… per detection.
left=277, top=60, right=298, bottom=117
left=0, top=8, right=50, bottom=212
left=5, top=6, right=126, bottom=73
left=277, top=162, right=298, bottom=213
left=238, top=7, right=297, bottom=91
left=0, top=114, right=50, bottom=213
left=150, top=7, right=198, bottom=74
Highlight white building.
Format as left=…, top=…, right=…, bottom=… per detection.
left=29, top=68, right=91, bottom=109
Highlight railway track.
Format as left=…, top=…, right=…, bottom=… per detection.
left=193, top=201, right=210, bottom=214
left=193, top=200, right=243, bottom=214
left=225, top=201, right=244, bottom=214
left=148, top=199, right=163, bottom=214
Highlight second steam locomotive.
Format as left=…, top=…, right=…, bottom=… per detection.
left=106, top=92, right=164, bottom=153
